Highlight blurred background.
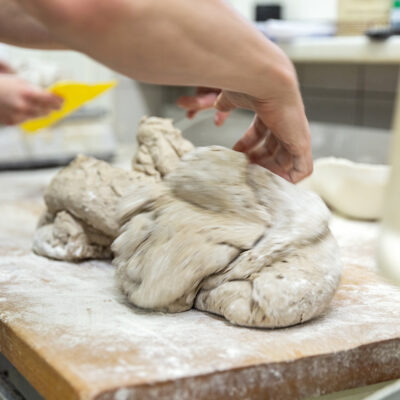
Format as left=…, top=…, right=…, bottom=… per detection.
left=0, top=0, right=397, bottom=168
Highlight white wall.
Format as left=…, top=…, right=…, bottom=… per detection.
left=230, top=0, right=337, bottom=21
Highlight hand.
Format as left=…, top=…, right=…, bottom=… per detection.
left=178, top=87, right=231, bottom=126
left=178, top=87, right=312, bottom=183
left=0, top=61, right=15, bottom=74
left=0, top=74, right=63, bottom=125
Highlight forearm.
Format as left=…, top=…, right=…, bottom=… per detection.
left=0, top=0, right=65, bottom=49
left=16, top=0, right=296, bottom=97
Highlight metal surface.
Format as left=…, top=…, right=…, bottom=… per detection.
left=0, top=151, right=113, bottom=171
left=364, top=380, right=400, bottom=400
left=0, top=354, right=42, bottom=400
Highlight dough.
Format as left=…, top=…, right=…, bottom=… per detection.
left=133, top=116, right=195, bottom=178
left=34, top=117, right=342, bottom=328
left=32, top=155, right=136, bottom=260
left=301, top=157, right=390, bottom=220
left=113, top=147, right=342, bottom=328
left=33, top=210, right=112, bottom=261
left=33, top=116, right=194, bottom=261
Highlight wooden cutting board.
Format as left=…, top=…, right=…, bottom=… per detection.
left=0, top=169, right=400, bottom=400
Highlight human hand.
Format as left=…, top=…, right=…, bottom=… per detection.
left=178, top=85, right=312, bottom=183
left=177, top=87, right=231, bottom=126
left=0, top=74, right=63, bottom=125
left=0, top=61, right=15, bottom=74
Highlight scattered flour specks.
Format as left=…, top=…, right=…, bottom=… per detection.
left=1, top=169, right=400, bottom=398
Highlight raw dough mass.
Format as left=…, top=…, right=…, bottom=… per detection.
left=33, top=117, right=194, bottom=261
left=33, top=117, right=342, bottom=328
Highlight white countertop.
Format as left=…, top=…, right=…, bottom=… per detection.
left=279, top=36, right=400, bottom=64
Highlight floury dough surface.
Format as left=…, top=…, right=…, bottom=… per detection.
left=113, top=147, right=342, bottom=328
left=32, top=117, right=194, bottom=261
left=32, top=156, right=136, bottom=260
left=33, top=117, right=342, bottom=328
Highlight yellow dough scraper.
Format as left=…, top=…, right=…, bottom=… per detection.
left=21, top=80, right=117, bottom=133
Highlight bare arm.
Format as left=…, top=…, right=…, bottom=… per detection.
left=0, top=0, right=64, bottom=49
left=16, top=0, right=292, bottom=95
left=16, top=0, right=312, bottom=182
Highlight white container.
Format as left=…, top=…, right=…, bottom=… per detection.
left=378, top=76, right=400, bottom=286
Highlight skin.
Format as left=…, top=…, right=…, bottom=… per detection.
left=0, top=72, right=63, bottom=125
left=0, top=1, right=64, bottom=125
left=3, top=0, right=312, bottom=181
left=0, top=0, right=64, bottom=49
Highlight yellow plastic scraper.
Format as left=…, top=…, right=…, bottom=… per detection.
left=21, top=80, right=117, bottom=133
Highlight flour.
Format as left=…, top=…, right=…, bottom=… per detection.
left=1, top=240, right=400, bottom=391
left=1, top=149, right=400, bottom=400
left=330, top=215, right=380, bottom=271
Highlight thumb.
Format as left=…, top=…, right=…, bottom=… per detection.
left=214, top=91, right=236, bottom=112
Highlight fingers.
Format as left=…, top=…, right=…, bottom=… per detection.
left=254, top=100, right=313, bottom=182
left=177, top=92, right=219, bottom=112
left=235, top=115, right=312, bottom=183
left=214, top=91, right=236, bottom=112
left=9, top=90, right=64, bottom=125
left=186, top=109, right=198, bottom=120
left=290, top=151, right=313, bottom=183
left=249, top=138, right=312, bottom=183
left=252, top=143, right=312, bottom=183
left=233, top=116, right=268, bottom=153
left=178, top=89, right=234, bottom=126
left=214, top=110, right=230, bottom=126
left=20, top=90, right=63, bottom=122
left=248, top=136, right=293, bottom=181
left=0, top=61, right=15, bottom=74
left=25, top=89, right=63, bottom=110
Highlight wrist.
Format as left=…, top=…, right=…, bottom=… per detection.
left=234, top=36, right=298, bottom=101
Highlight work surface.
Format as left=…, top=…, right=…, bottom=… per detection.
left=1, top=169, right=400, bottom=400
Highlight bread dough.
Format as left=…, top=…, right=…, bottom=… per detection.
left=133, top=116, right=195, bottom=178
left=301, top=157, right=390, bottom=220
left=33, top=117, right=194, bottom=261
left=32, top=155, right=136, bottom=260
left=34, top=117, right=342, bottom=328
left=33, top=210, right=113, bottom=261
left=113, top=147, right=342, bottom=328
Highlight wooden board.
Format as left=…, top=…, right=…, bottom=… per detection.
left=0, top=169, right=400, bottom=400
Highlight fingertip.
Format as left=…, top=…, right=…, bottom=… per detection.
left=233, top=141, right=245, bottom=152
left=214, top=113, right=223, bottom=126
left=177, top=96, right=188, bottom=108
left=187, top=110, right=197, bottom=119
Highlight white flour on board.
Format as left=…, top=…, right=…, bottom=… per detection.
left=1, top=227, right=400, bottom=387
left=0, top=168, right=400, bottom=397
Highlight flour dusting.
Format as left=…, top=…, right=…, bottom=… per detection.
left=1, top=170, right=400, bottom=399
